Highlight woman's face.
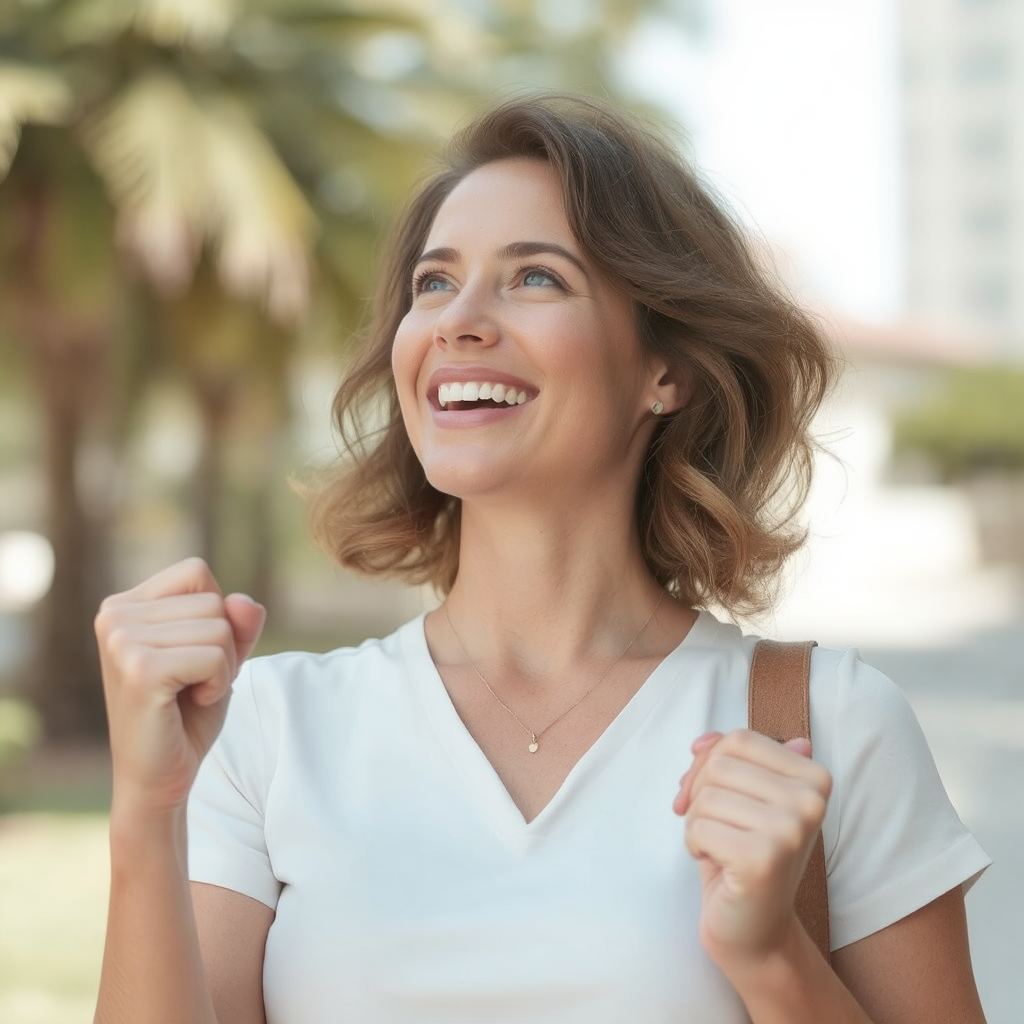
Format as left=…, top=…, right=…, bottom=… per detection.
left=391, top=157, right=661, bottom=504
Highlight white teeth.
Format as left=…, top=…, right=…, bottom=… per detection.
left=435, top=380, right=532, bottom=409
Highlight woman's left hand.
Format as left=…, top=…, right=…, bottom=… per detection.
left=673, top=729, right=833, bottom=971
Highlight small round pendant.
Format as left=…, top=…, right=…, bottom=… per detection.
left=528, top=740, right=539, bottom=753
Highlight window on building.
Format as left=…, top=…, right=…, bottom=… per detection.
left=960, top=121, right=1010, bottom=160
left=957, top=43, right=1010, bottom=84
left=962, top=201, right=1010, bottom=237
left=964, top=274, right=1012, bottom=319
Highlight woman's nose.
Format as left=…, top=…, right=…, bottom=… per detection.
left=432, top=283, right=500, bottom=349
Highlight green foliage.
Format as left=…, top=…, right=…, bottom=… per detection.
left=0, top=697, right=41, bottom=779
left=892, top=365, right=1024, bottom=479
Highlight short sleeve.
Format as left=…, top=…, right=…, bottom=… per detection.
left=815, top=648, right=991, bottom=950
left=187, top=660, right=282, bottom=909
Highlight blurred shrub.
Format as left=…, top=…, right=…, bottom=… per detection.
left=892, top=365, right=1024, bottom=480
left=0, top=697, right=41, bottom=781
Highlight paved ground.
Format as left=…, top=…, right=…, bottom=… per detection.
left=861, top=612, right=1023, bottom=1024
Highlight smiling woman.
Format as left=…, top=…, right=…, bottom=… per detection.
left=390, top=158, right=654, bottom=516
left=309, top=98, right=831, bottom=614
left=93, top=95, right=989, bottom=1024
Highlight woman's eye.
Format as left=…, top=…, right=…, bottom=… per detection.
left=413, top=272, right=450, bottom=294
left=522, top=268, right=560, bottom=287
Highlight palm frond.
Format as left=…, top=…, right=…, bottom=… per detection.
left=85, top=71, right=316, bottom=324
left=201, top=94, right=317, bottom=324
left=60, top=0, right=238, bottom=48
left=135, top=0, right=239, bottom=48
left=84, top=73, right=205, bottom=292
left=54, top=0, right=134, bottom=46
left=0, top=62, right=72, bottom=179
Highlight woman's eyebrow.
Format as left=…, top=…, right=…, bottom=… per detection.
left=414, top=241, right=589, bottom=277
left=415, top=246, right=458, bottom=267
left=496, top=241, right=588, bottom=276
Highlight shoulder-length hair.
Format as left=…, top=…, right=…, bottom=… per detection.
left=307, top=94, right=834, bottom=616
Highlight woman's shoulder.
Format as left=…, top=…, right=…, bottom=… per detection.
left=688, top=611, right=900, bottom=693
left=237, top=613, right=428, bottom=708
left=695, top=610, right=909, bottom=717
left=693, top=611, right=920, bottom=746
left=806, top=642, right=919, bottom=736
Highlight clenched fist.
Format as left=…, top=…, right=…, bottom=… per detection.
left=673, top=729, right=832, bottom=972
left=95, top=557, right=265, bottom=819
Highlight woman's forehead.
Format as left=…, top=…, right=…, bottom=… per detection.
left=424, top=159, right=572, bottom=249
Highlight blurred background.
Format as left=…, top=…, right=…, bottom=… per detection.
left=0, top=0, right=1020, bottom=1021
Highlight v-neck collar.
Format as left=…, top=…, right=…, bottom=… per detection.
left=399, top=609, right=722, bottom=852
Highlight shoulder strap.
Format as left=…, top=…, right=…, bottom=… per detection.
left=748, top=639, right=831, bottom=964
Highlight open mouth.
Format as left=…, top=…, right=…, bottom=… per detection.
left=436, top=381, right=530, bottom=411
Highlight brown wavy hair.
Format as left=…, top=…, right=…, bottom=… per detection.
left=307, top=94, right=835, bottom=615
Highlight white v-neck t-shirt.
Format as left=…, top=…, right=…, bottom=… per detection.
left=188, top=610, right=989, bottom=1024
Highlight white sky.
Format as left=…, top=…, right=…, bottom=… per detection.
left=623, top=0, right=903, bottom=323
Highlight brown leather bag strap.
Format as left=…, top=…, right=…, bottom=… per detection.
left=748, top=638, right=831, bottom=964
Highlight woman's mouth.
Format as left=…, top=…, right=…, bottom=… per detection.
left=436, top=381, right=530, bottom=411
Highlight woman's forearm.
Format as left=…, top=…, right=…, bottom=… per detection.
left=94, top=801, right=217, bottom=1024
left=724, top=924, right=872, bottom=1024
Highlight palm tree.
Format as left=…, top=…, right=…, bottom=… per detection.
left=0, top=0, right=438, bottom=737
left=0, top=0, right=700, bottom=739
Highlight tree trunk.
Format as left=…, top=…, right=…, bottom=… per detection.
left=6, top=157, right=115, bottom=740
left=246, top=416, right=281, bottom=610
left=193, top=380, right=233, bottom=578
left=30, top=336, right=112, bottom=739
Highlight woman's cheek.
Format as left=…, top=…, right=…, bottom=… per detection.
left=391, top=324, right=424, bottom=429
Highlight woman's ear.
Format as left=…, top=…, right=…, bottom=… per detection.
left=647, top=358, right=692, bottom=416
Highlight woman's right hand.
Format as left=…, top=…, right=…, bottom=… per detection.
left=95, top=557, right=266, bottom=820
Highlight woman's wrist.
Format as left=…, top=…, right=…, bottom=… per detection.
left=712, top=917, right=870, bottom=1024
left=108, top=792, right=189, bottom=871
left=717, top=914, right=810, bottom=985
left=701, top=910, right=804, bottom=987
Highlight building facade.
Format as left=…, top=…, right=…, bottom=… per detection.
left=901, top=0, right=1024, bottom=356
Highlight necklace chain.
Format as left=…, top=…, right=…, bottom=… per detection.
left=442, top=592, right=665, bottom=754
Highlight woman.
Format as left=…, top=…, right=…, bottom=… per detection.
left=94, top=96, right=990, bottom=1023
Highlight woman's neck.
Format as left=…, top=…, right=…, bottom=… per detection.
left=434, top=502, right=692, bottom=681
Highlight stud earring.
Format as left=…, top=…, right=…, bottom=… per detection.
left=651, top=400, right=664, bottom=415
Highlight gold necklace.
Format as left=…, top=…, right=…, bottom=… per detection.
left=442, top=592, right=665, bottom=754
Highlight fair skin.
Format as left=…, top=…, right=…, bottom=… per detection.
left=93, top=159, right=986, bottom=1024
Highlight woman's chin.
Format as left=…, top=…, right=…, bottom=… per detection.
left=424, top=466, right=504, bottom=500
left=422, top=457, right=531, bottom=503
